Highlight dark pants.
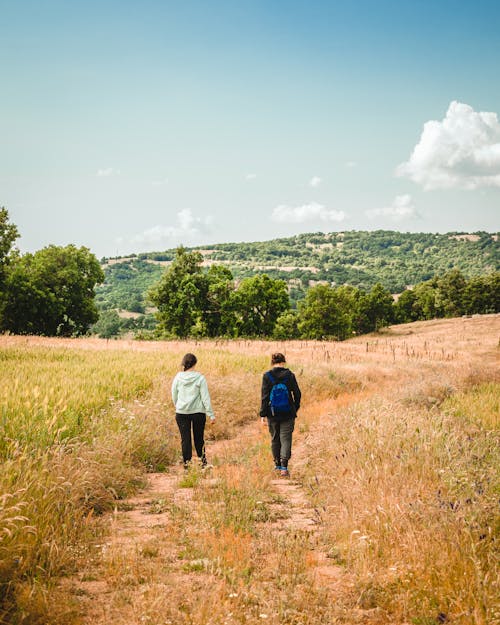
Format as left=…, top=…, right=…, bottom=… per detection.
left=175, top=413, right=207, bottom=465
left=267, top=417, right=295, bottom=468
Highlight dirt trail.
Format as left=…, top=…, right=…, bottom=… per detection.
left=71, top=412, right=349, bottom=623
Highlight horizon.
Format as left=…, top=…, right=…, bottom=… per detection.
left=2, top=1, right=500, bottom=258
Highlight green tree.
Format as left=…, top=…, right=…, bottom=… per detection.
left=149, top=247, right=209, bottom=338
left=0, top=208, right=20, bottom=323
left=393, top=289, right=419, bottom=323
left=435, top=269, right=467, bottom=317
left=413, top=279, right=438, bottom=320
left=2, top=245, right=104, bottom=335
left=355, top=283, right=394, bottom=333
left=205, top=265, right=236, bottom=337
left=92, top=309, right=122, bottom=338
left=273, top=310, right=300, bottom=339
left=234, top=274, right=289, bottom=336
left=463, top=273, right=500, bottom=314
left=297, top=284, right=352, bottom=340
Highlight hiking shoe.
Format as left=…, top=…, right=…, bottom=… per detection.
left=280, top=468, right=290, bottom=478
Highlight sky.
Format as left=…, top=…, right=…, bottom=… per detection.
left=1, top=0, right=500, bottom=258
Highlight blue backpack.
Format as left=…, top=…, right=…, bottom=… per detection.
left=266, top=371, right=292, bottom=417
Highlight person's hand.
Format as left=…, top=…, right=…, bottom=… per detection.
left=210, top=418, right=216, bottom=424
left=260, top=417, right=266, bottom=425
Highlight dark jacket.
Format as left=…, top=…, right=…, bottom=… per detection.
left=260, top=366, right=301, bottom=421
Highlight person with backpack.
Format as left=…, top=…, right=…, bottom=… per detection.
left=260, top=352, right=301, bottom=477
left=171, top=353, right=215, bottom=469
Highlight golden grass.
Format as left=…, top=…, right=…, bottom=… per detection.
left=300, top=371, right=499, bottom=624
left=1, top=315, right=499, bottom=624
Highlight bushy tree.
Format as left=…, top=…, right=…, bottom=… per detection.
left=149, top=247, right=209, bottom=338
left=412, top=280, right=438, bottom=320
left=355, top=283, right=394, bottom=333
left=2, top=245, right=104, bottom=335
left=297, top=284, right=352, bottom=340
left=435, top=269, right=467, bottom=317
left=393, top=289, right=419, bottom=323
left=234, top=274, right=289, bottom=337
left=273, top=310, right=300, bottom=339
left=92, top=309, right=122, bottom=338
left=205, top=265, right=237, bottom=337
left=463, top=273, right=500, bottom=314
left=0, top=208, right=19, bottom=324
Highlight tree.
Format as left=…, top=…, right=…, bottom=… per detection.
left=273, top=310, right=300, bottom=340
left=297, top=284, right=352, bottom=340
left=205, top=265, right=236, bottom=337
left=413, top=280, right=438, bottom=320
left=355, top=283, right=394, bottom=333
left=234, top=274, right=289, bottom=336
left=149, top=247, right=209, bottom=338
left=435, top=269, right=467, bottom=317
left=91, top=309, right=122, bottom=338
left=463, top=272, right=500, bottom=314
left=393, top=289, right=419, bottom=323
left=1, top=245, right=104, bottom=336
left=0, top=208, right=19, bottom=324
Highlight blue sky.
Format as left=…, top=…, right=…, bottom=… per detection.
left=1, top=0, right=499, bottom=258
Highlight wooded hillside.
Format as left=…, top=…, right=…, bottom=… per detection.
left=97, top=230, right=499, bottom=313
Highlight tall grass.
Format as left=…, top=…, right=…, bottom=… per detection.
left=0, top=339, right=272, bottom=623
left=301, top=371, right=500, bottom=624
left=1, top=317, right=498, bottom=625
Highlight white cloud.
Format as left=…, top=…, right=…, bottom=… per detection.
left=272, top=202, right=345, bottom=223
left=97, top=167, right=120, bottom=177
left=309, top=176, right=322, bottom=187
left=396, top=101, right=500, bottom=189
left=366, top=194, right=418, bottom=220
left=245, top=173, right=257, bottom=180
left=128, top=209, right=213, bottom=248
left=345, top=161, right=357, bottom=168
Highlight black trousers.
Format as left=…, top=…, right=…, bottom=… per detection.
left=175, top=413, right=207, bottom=465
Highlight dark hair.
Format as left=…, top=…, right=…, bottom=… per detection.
left=181, top=353, right=197, bottom=371
left=271, top=352, right=286, bottom=365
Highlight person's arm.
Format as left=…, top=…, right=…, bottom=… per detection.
left=290, top=373, right=301, bottom=412
left=199, top=375, right=215, bottom=421
left=171, top=375, right=178, bottom=406
left=260, top=373, right=271, bottom=418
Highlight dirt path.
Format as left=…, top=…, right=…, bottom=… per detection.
left=69, top=413, right=355, bottom=624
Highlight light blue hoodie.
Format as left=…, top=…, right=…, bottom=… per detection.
left=171, top=370, right=215, bottom=421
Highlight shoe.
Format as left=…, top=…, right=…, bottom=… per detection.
left=280, top=468, right=290, bottom=478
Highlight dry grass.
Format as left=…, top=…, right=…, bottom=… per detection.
left=298, top=341, right=499, bottom=623
left=1, top=314, right=499, bottom=624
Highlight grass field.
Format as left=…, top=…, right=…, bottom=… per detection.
left=0, top=315, right=498, bottom=624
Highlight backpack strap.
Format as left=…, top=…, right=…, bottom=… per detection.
left=266, top=371, right=276, bottom=384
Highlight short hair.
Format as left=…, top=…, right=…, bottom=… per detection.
left=181, top=353, right=197, bottom=371
left=271, top=352, right=286, bottom=365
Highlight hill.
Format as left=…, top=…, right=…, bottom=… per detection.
left=96, top=229, right=499, bottom=314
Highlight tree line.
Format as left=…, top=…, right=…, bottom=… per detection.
left=143, top=247, right=499, bottom=341
left=1, top=208, right=498, bottom=340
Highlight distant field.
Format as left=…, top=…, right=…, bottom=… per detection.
left=0, top=314, right=499, bottom=624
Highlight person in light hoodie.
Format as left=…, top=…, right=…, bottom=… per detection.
left=171, top=353, right=215, bottom=469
